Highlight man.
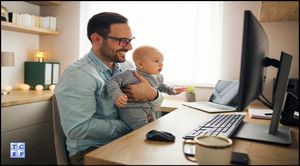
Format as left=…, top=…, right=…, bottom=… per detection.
left=54, top=12, right=163, bottom=165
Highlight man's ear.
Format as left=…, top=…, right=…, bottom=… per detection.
left=135, top=60, right=143, bottom=69
left=91, top=33, right=102, bottom=45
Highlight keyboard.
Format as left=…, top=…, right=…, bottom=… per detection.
left=183, top=113, right=245, bottom=139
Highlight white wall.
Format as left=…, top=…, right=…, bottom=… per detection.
left=1, top=1, right=299, bottom=104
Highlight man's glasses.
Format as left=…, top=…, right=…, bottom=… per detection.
left=98, top=34, right=135, bottom=46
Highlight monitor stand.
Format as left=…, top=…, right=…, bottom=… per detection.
left=231, top=122, right=292, bottom=145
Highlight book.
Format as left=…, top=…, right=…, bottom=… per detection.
left=248, top=108, right=273, bottom=120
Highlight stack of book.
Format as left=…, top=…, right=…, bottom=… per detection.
left=8, top=12, right=57, bottom=31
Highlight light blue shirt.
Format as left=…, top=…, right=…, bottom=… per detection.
left=54, top=50, right=163, bottom=157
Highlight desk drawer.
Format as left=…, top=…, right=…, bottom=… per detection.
left=1, top=100, right=51, bottom=132
left=1, top=122, right=51, bottom=158
left=1, top=142, right=53, bottom=165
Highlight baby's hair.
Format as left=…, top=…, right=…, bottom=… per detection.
left=132, top=45, right=161, bottom=62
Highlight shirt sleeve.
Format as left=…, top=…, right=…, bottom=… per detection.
left=149, top=90, right=164, bottom=111
left=157, top=74, right=175, bottom=95
left=107, top=73, right=126, bottom=101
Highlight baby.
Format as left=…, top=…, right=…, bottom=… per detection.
left=107, top=45, right=187, bottom=130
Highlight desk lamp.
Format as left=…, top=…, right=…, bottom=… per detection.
left=1, top=52, right=15, bottom=95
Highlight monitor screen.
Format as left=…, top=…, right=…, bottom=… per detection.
left=236, top=10, right=268, bottom=112
left=232, top=10, right=293, bottom=145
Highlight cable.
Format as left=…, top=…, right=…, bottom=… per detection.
left=287, top=91, right=299, bottom=99
left=261, top=93, right=274, bottom=107
left=257, top=96, right=273, bottom=110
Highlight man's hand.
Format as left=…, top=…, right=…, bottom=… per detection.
left=121, top=71, right=158, bottom=102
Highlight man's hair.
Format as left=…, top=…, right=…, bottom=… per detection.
left=87, top=12, right=128, bottom=43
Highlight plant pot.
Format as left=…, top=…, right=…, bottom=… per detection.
left=185, top=93, right=196, bottom=102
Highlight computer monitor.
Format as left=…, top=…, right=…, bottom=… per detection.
left=236, top=10, right=269, bottom=112
left=231, top=10, right=293, bottom=145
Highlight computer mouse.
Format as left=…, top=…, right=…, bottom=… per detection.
left=146, top=129, right=175, bottom=142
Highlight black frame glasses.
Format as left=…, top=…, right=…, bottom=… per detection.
left=98, top=34, right=135, bottom=46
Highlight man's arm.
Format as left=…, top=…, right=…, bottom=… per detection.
left=54, top=70, right=131, bottom=140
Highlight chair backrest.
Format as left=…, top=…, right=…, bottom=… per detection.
left=52, top=94, right=70, bottom=165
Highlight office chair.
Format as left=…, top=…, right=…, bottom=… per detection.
left=52, top=94, right=70, bottom=165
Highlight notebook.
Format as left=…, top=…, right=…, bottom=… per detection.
left=248, top=108, right=273, bottom=120
left=182, top=80, right=239, bottom=113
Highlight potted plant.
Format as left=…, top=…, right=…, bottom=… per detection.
left=185, top=86, right=196, bottom=102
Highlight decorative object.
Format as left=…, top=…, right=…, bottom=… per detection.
left=1, top=6, right=8, bottom=21
left=49, top=84, right=56, bottom=91
left=185, top=86, right=196, bottom=102
left=1, top=52, right=15, bottom=95
left=35, top=49, right=45, bottom=62
left=19, top=83, right=30, bottom=90
left=3, top=85, right=12, bottom=93
left=35, top=84, right=44, bottom=91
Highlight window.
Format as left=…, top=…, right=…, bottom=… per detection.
left=80, top=1, right=223, bottom=86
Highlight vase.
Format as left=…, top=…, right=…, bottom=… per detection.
left=185, top=93, right=196, bottom=102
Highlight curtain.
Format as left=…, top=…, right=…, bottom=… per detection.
left=79, top=1, right=223, bottom=86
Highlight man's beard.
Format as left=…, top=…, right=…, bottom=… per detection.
left=99, top=40, right=126, bottom=63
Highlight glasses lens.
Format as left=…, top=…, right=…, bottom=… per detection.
left=119, top=39, right=129, bottom=46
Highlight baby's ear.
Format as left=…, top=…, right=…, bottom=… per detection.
left=135, top=60, right=143, bottom=69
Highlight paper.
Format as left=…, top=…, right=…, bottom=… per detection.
left=248, top=108, right=273, bottom=120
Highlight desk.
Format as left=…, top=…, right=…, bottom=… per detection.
left=1, top=89, right=54, bottom=107
left=85, top=99, right=299, bottom=165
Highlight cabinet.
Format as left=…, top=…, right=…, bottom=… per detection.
left=1, top=1, right=61, bottom=35
left=1, top=100, right=56, bottom=165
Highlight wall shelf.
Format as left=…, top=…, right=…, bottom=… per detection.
left=1, top=1, right=61, bottom=35
left=24, top=1, right=61, bottom=6
left=1, top=21, right=60, bottom=35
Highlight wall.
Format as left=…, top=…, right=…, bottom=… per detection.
left=39, top=1, right=80, bottom=74
left=1, top=1, right=299, bottom=104
left=261, top=21, right=299, bottom=102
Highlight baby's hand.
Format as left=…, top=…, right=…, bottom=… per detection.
left=173, top=87, right=189, bottom=94
left=147, top=116, right=154, bottom=122
left=115, top=95, right=128, bottom=108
